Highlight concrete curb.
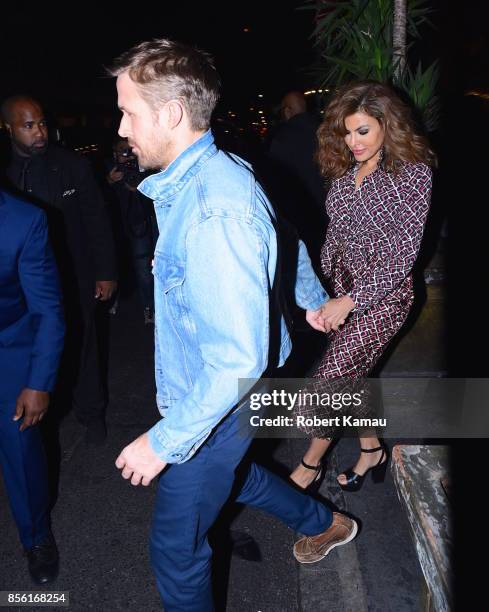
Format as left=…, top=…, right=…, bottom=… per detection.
left=296, top=446, right=368, bottom=612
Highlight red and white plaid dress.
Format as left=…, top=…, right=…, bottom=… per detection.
left=298, top=161, right=432, bottom=437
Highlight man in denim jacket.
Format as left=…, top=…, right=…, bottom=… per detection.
left=110, top=39, right=358, bottom=611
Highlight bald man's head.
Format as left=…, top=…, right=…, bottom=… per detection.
left=1, top=96, right=48, bottom=157
left=280, top=91, right=307, bottom=121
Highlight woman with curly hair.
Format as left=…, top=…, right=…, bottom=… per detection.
left=290, top=80, right=436, bottom=492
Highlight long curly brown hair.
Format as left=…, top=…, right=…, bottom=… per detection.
left=317, top=80, right=437, bottom=178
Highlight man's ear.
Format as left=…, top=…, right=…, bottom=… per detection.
left=162, top=100, right=184, bottom=130
left=4, top=123, right=12, bottom=136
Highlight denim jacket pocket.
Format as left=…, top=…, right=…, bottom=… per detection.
left=153, top=256, right=195, bottom=393
left=153, top=256, right=184, bottom=290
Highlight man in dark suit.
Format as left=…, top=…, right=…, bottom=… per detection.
left=1, top=96, right=117, bottom=444
left=0, top=189, right=65, bottom=583
left=267, top=90, right=327, bottom=264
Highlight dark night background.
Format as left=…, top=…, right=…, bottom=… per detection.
left=1, top=1, right=487, bottom=146
left=0, top=2, right=318, bottom=129
left=1, top=2, right=487, bottom=103
left=1, top=1, right=488, bottom=607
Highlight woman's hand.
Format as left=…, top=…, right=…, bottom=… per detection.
left=321, top=295, right=355, bottom=331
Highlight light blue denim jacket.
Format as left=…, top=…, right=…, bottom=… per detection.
left=138, top=130, right=328, bottom=463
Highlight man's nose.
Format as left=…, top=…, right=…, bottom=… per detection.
left=118, top=116, right=128, bottom=138
left=34, top=124, right=46, bottom=138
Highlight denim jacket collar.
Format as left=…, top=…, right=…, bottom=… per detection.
left=138, top=129, right=217, bottom=202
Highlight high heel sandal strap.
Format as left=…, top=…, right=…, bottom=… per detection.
left=301, top=459, right=321, bottom=472
left=361, top=445, right=387, bottom=469
left=360, top=445, right=387, bottom=467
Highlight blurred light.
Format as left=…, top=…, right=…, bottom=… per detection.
left=249, top=107, right=254, bottom=111
left=466, top=90, right=489, bottom=100
left=243, top=27, right=250, bottom=32
left=258, top=110, right=263, bottom=114
left=258, top=94, right=263, bottom=98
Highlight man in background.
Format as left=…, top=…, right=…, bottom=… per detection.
left=1, top=96, right=117, bottom=444
left=268, top=90, right=327, bottom=263
left=106, top=136, right=157, bottom=324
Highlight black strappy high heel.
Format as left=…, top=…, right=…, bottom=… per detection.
left=290, top=459, right=325, bottom=492
left=337, top=444, right=389, bottom=492
left=302, top=458, right=325, bottom=491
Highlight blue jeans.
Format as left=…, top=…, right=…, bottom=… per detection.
left=150, top=403, right=332, bottom=611
left=0, top=402, right=50, bottom=549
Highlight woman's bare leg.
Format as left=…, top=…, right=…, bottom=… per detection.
left=290, top=437, right=332, bottom=489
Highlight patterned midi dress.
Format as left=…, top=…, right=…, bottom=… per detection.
left=296, top=161, right=432, bottom=437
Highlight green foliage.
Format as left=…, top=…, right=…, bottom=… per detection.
left=397, top=60, right=440, bottom=132
left=301, top=0, right=439, bottom=130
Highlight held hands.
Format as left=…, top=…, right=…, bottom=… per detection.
left=306, top=295, right=356, bottom=333
left=321, top=295, right=356, bottom=331
left=115, top=432, right=167, bottom=486
left=13, top=389, right=49, bottom=431
left=306, top=307, right=330, bottom=332
left=95, top=280, right=117, bottom=301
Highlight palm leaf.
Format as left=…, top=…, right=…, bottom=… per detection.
left=299, top=0, right=439, bottom=130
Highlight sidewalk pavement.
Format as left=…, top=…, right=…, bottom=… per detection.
left=0, top=296, right=423, bottom=611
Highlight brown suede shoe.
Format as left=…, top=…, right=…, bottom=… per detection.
left=293, top=512, right=358, bottom=564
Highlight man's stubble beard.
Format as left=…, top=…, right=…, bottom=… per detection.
left=12, top=139, right=48, bottom=158
left=137, top=150, right=162, bottom=171
left=138, top=126, right=172, bottom=171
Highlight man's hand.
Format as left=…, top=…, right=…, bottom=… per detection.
left=13, top=389, right=49, bottom=431
left=321, top=295, right=355, bottom=331
left=306, top=305, right=331, bottom=333
left=95, top=280, right=117, bottom=301
left=107, top=166, right=124, bottom=184
left=115, top=432, right=167, bottom=486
